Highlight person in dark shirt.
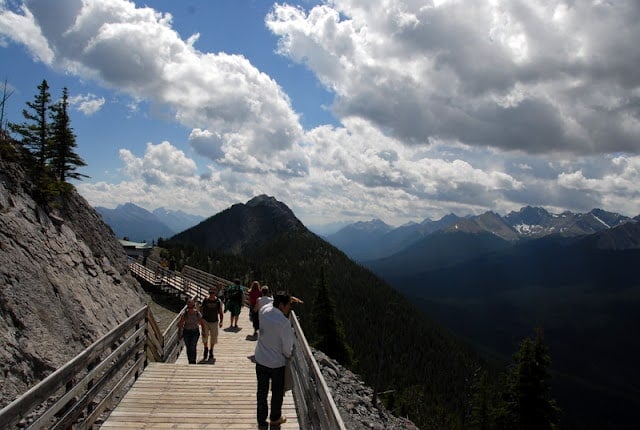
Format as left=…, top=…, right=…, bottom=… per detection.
left=200, top=287, right=223, bottom=362
left=225, top=278, right=245, bottom=329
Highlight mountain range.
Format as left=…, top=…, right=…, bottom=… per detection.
left=325, top=206, right=637, bottom=262
left=95, top=202, right=204, bottom=242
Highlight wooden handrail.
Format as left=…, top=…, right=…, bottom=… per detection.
left=181, top=265, right=231, bottom=297
left=162, top=305, right=185, bottom=362
left=127, top=261, right=187, bottom=361
left=130, top=261, right=250, bottom=307
left=290, top=310, right=347, bottom=429
left=145, top=307, right=164, bottom=362
left=0, top=306, right=151, bottom=429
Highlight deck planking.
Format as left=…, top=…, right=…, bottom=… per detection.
left=101, top=315, right=299, bottom=429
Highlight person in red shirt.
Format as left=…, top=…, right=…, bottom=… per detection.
left=247, top=280, right=262, bottom=337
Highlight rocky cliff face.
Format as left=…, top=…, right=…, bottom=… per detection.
left=0, top=157, right=147, bottom=408
left=314, top=350, right=418, bottom=430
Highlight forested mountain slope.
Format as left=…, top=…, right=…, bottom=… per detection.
left=364, top=230, right=512, bottom=278
left=383, top=226, right=640, bottom=430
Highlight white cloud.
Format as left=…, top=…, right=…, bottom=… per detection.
left=1, top=0, right=304, bottom=171
left=188, top=128, right=223, bottom=162
left=5, top=0, right=639, bottom=224
left=0, top=1, right=53, bottom=63
left=78, top=130, right=640, bottom=226
left=123, top=141, right=198, bottom=185
left=267, top=0, right=640, bottom=155
left=557, top=155, right=640, bottom=213
left=307, top=117, right=522, bottom=191
left=69, top=93, right=105, bottom=115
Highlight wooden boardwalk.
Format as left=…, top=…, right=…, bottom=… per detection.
left=101, top=318, right=299, bottom=429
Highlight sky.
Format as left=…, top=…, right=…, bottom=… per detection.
left=1, top=0, right=639, bottom=229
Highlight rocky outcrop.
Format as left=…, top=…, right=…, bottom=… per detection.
left=314, top=350, right=419, bottom=430
left=0, top=157, right=147, bottom=408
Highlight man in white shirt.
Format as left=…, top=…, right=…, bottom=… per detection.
left=254, top=293, right=294, bottom=428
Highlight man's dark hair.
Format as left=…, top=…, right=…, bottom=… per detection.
left=273, top=292, right=291, bottom=308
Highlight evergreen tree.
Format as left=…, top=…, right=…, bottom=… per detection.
left=469, top=371, right=491, bottom=429
left=310, top=267, right=353, bottom=366
left=49, top=87, right=87, bottom=183
left=499, top=328, right=560, bottom=430
left=9, top=79, right=52, bottom=170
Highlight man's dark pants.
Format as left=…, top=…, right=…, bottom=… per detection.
left=256, top=362, right=285, bottom=426
left=250, top=309, right=260, bottom=331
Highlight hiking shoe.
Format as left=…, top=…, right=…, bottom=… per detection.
left=270, top=416, right=287, bottom=425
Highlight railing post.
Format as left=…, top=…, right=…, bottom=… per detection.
left=58, top=378, right=76, bottom=425
left=86, top=358, right=99, bottom=416
left=144, top=307, right=151, bottom=367
left=134, top=314, right=143, bottom=381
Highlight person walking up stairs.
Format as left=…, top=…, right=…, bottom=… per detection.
left=200, top=287, right=224, bottom=362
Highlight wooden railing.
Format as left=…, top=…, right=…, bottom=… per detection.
left=0, top=305, right=166, bottom=429
left=181, top=265, right=230, bottom=294
left=130, top=261, right=248, bottom=306
left=161, top=307, right=184, bottom=363
left=289, top=310, right=347, bottom=430
left=132, top=259, right=199, bottom=297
